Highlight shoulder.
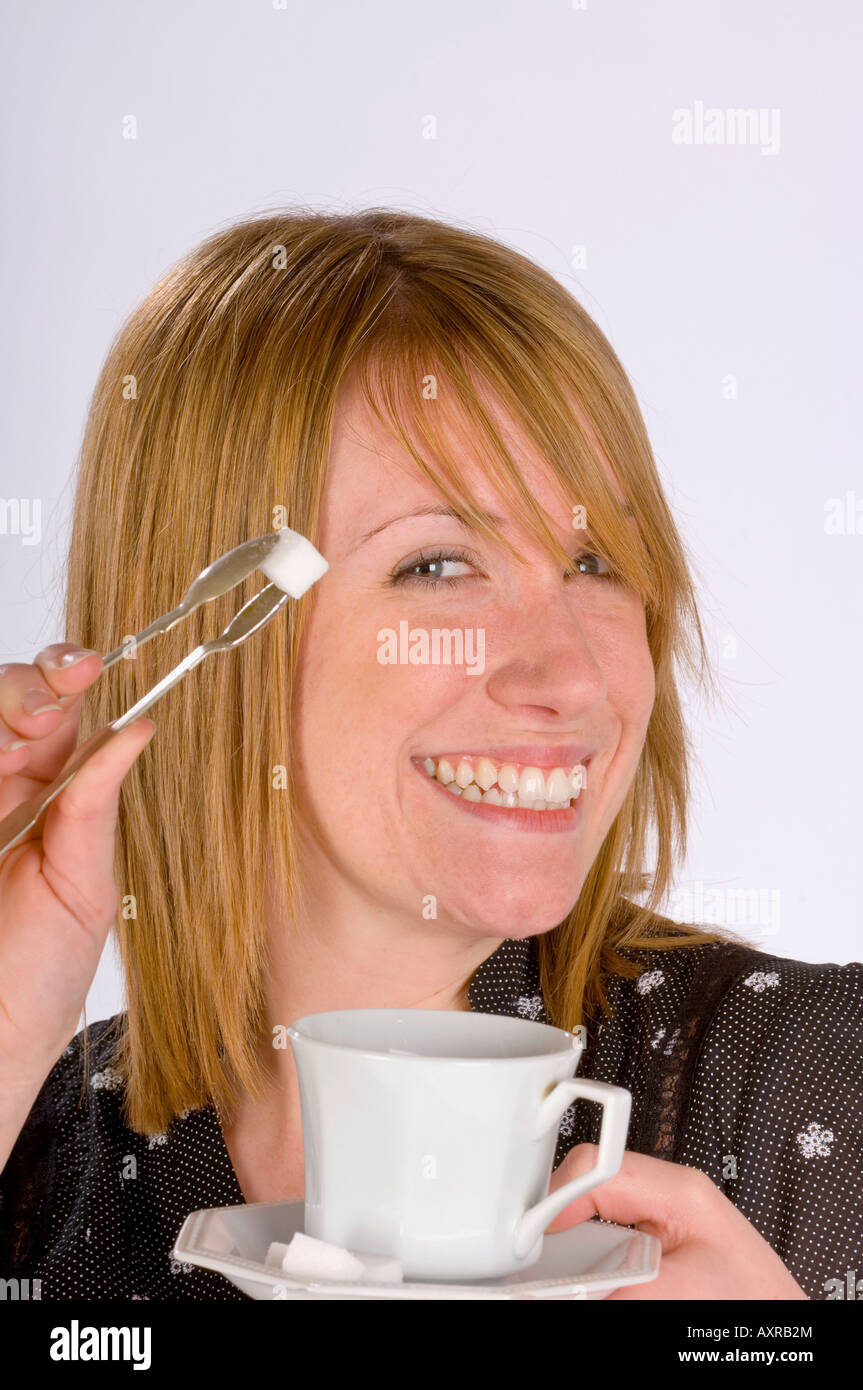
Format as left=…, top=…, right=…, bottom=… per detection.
left=2, top=1013, right=128, bottom=1182
left=605, top=926, right=752, bottom=1024
left=713, top=947, right=863, bottom=1007
left=611, top=909, right=862, bottom=1025
left=51, top=1014, right=128, bottom=1100
left=677, top=946, right=863, bottom=1141
left=606, top=925, right=863, bottom=1073
left=701, top=950, right=863, bottom=1067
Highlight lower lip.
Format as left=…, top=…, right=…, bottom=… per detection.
left=414, top=764, right=586, bottom=834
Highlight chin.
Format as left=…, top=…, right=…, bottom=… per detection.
left=447, top=886, right=581, bottom=939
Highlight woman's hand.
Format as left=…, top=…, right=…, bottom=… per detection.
left=0, top=645, right=155, bottom=1109
left=546, top=1143, right=808, bottom=1299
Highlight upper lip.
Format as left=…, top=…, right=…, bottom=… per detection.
left=417, top=745, right=594, bottom=769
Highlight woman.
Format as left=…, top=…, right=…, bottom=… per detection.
left=0, top=209, right=859, bottom=1300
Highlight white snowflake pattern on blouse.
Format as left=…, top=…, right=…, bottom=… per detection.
left=796, top=1121, right=835, bottom=1159
left=636, top=969, right=665, bottom=995
left=744, top=970, right=781, bottom=992
left=89, top=1067, right=123, bottom=1091
left=650, top=1026, right=666, bottom=1049
left=661, top=1026, right=681, bottom=1056
left=148, top=1132, right=168, bottom=1150
left=515, top=993, right=545, bottom=1020
left=558, top=1105, right=578, bottom=1140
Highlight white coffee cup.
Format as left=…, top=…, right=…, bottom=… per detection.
left=286, top=1008, right=631, bottom=1281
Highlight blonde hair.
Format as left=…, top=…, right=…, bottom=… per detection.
left=66, top=207, right=742, bottom=1134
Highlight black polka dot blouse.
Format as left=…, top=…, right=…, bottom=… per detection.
left=1, top=934, right=861, bottom=1299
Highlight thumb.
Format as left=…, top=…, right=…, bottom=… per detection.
left=544, top=1143, right=703, bottom=1251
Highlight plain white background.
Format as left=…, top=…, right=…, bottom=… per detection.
left=0, top=1, right=859, bottom=1027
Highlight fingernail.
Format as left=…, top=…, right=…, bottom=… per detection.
left=0, top=739, right=27, bottom=754
left=45, top=648, right=98, bottom=669
left=21, top=689, right=63, bottom=716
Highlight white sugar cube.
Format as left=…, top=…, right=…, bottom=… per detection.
left=259, top=527, right=328, bottom=598
left=269, top=1233, right=365, bottom=1282
left=264, top=1233, right=403, bottom=1284
left=264, top=1241, right=294, bottom=1270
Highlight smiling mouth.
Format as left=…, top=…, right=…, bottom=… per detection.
left=414, top=754, right=588, bottom=812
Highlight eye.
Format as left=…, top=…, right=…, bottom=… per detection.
left=389, top=549, right=478, bottom=589
left=565, top=551, right=615, bottom=581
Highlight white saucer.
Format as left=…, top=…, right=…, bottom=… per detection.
left=173, top=1200, right=661, bottom=1300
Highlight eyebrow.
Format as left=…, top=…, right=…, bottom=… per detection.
left=352, top=499, right=635, bottom=550
left=352, top=504, right=501, bottom=549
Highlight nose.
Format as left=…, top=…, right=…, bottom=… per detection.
left=483, top=589, right=607, bottom=723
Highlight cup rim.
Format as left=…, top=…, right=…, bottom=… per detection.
left=285, top=1007, right=583, bottom=1064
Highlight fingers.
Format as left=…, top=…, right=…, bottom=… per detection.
left=545, top=1144, right=717, bottom=1252
left=32, top=643, right=102, bottom=692
left=0, top=645, right=102, bottom=781
left=38, top=717, right=157, bottom=925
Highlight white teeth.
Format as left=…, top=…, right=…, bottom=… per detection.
left=546, top=768, right=571, bottom=803
left=498, top=764, right=519, bottom=794
left=518, top=766, right=545, bottom=801
left=424, top=755, right=589, bottom=812
left=455, top=758, right=474, bottom=789
left=474, top=756, right=497, bottom=791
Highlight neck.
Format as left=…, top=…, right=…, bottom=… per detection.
left=225, top=869, right=502, bottom=1134
left=265, top=907, right=497, bottom=1020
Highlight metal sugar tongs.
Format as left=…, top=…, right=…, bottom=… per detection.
left=0, top=532, right=292, bottom=858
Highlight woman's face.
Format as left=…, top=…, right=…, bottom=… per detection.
left=290, top=376, right=656, bottom=941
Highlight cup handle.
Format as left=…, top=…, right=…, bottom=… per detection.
left=513, top=1078, right=632, bottom=1260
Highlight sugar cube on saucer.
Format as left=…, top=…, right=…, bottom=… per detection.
left=265, top=1233, right=403, bottom=1284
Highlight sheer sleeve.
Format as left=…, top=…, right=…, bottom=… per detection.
left=677, top=959, right=863, bottom=1300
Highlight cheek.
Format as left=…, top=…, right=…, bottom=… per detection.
left=291, top=603, right=468, bottom=784
left=293, top=612, right=382, bottom=779
left=623, top=640, right=656, bottom=736
left=600, top=607, right=656, bottom=740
